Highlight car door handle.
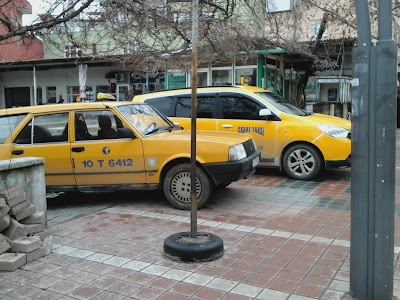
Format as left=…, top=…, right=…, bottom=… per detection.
left=222, top=124, right=233, bottom=129
left=12, top=150, right=24, bottom=155
left=71, top=147, right=85, bottom=153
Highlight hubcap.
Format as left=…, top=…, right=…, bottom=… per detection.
left=171, top=172, right=201, bottom=203
left=287, top=149, right=315, bottom=177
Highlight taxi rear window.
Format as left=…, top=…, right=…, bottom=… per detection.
left=0, top=114, right=27, bottom=144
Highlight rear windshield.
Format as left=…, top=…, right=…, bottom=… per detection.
left=0, top=114, right=27, bottom=144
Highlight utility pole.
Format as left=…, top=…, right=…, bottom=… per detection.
left=350, top=1, right=397, bottom=299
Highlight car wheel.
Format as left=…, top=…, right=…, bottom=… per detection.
left=282, top=144, right=322, bottom=180
left=163, top=163, right=212, bottom=210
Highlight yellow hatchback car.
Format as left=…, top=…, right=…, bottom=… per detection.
left=133, top=86, right=351, bottom=180
left=0, top=102, right=260, bottom=209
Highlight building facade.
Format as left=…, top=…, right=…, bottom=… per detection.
left=0, top=0, right=43, bottom=62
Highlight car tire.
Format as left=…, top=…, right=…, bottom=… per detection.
left=163, top=163, right=212, bottom=210
left=282, top=144, right=322, bottom=181
left=164, top=231, right=224, bottom=262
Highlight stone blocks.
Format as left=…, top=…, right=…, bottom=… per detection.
left=0, top=183, right=48, bottom=271
left=0, top=253, right=26, bottom=271
left=11, top=236, right=41, bottom=253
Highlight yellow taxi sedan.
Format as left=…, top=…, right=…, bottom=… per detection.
left=0, top=102, right=260, bottom=210
left=133, top=86, right=351, bottom=180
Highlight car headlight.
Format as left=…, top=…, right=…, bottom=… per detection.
left=318, top=124, right=349, bottom=138
left=229, top=144, right=247, bottom=161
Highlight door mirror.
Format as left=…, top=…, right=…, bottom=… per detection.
left=259, top=108, right=272, bottom=117
left=117, top=128, right=136, bottom=139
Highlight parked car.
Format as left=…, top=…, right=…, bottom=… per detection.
left=0, top=101, right=260, bottom=209
left=133, top=86, right=351, bottom=181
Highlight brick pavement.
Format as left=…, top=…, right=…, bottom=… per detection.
left=0, top=138, right=399, bottom=299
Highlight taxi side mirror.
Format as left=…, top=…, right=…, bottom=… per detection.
left=259, top=108, right=272, bottom=117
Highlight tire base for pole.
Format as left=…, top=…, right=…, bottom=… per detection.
left=163, top=232, right=224, bottom=262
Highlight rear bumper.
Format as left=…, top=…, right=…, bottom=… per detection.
left=203, top=150, right=261, bottom=185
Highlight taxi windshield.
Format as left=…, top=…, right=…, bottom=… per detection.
left=116, top=104, right=176, bottom=136
left=255, top=91, right=310, bottom=116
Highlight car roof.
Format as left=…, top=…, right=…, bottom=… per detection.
left=133, top=85, right=268, bottom=100
left=0, top=101, right=136, bottom=116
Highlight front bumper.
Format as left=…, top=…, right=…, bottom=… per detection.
left=326, top=155, right=351, bottom=168
left=203, top=149, right=261, bottom=185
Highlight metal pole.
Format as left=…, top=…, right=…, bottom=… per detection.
left=190, top=0, right=199, bottom=238
left=33, top=66, right=37, bottom=106
left=351, top=1, right=396, bottom=299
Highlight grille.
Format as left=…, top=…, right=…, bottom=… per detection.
left=243, top=140, right=256, bottom=156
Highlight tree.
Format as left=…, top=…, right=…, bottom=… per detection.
left=1, top=0, right=398, bottom=106
left=0, top=0, right=97, bottom=42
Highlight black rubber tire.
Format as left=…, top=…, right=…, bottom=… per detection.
left=164, top=231, right=224, bottom=262
left=282, top=144, right=322, bottom=181
left=162, top=163, right=212, bottom=210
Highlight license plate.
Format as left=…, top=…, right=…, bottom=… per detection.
left=252, top=156, right=260, bottom=168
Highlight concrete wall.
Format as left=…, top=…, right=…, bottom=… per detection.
left=0, top=158, right=47, bottom=216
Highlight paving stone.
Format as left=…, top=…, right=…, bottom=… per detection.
left=0, top=234, right=11, bottom=254
left=11, top=236, right=41, bottom=253
left=26, top=247, right=46, bottom=263
left=0, top=253, right=26, bottom=271
left=10, top=200, right=31, bottom=216
left=3, top=218, right=28, bottom=240
left=25, top=223, right=46, bottom=235
left=0, top=214, right=11, bottom=232
left=0, top=185, right=24, bottom=201
left=42, top=236, right=53, bottom=255
left=15, top=204, right=36, bottom=221
left=20, top=211, right=46, bottom=225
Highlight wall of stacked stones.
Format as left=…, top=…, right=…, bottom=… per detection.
left=0, top=158, right=51, bottom=271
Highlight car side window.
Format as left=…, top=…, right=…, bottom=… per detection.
left=0, top=114, right=26, bottom=144
left=221, top=96, right=265, bottom=120
left=175, top=96, right=215, bottom=118
left=14, top=113, right=69, bottom=144
left=145, top=97, right=173, bottom=116
left=75, top=110, right=130, bottom=141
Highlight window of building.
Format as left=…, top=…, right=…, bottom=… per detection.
left=123, top=41, right=140, bottom=54
left=308, top=19, right=328, bottom=39
left=64, top=45, right=82, bottom=58
left=173, top=12, right=191, bottom=22
left=199, top=11, right=213, bottom=19
left=46, top=87, right=57, bottom=103
left=212, top=69, right=230, bottom=85
left=68, top=86, right=93, bottom=103
left=266, top=0, right=292, bottom=12
left=35, top=87, right=43, bottom=105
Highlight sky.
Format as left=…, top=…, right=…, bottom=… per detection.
left=22, top=0, right=47, bottom=26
